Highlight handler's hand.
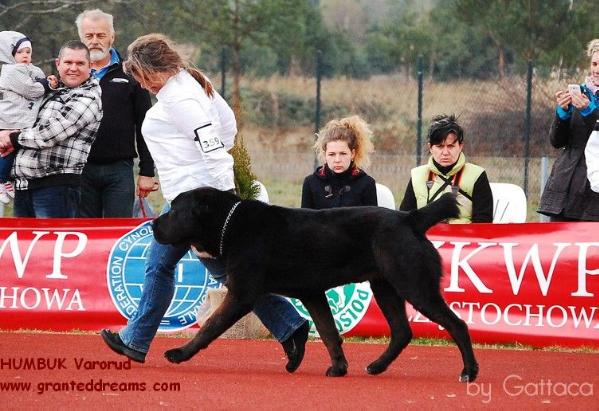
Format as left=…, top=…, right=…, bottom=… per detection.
left=555, top=90, right=571, bottom=110
left=0, top=129, right=16, bottom=156
left=137, top=176, right=159, bottom=198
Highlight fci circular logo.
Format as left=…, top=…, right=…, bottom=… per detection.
left=106, top=221, right=221, bottom=332
left=290, top=282, right=373, bottom=336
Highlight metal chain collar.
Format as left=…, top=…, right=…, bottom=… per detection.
left=219, top=201, right=241, bottom=256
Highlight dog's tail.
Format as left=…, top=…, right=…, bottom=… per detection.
left=408, top=193, right=460, bottom=234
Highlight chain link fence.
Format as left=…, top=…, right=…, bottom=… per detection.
left=0, top=62, right=568, bottom=221
left=239, top=61, right=570, bottom=221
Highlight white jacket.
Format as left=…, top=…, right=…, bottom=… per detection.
left=142, top=69, right=237, bottom=201
left=0, top=31, right=46, bottom=129
left=585, top=122, right=599, bottom=193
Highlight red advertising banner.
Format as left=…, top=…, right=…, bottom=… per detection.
left=1, top=219, right=598, bottom=348
left=349, top=222, right=599, bottom=348
left=0, top=218, right=146, bottom=332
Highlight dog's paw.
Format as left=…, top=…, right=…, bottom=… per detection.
left=325, top=365, right=347, bottom=377
left=366, top=360, right=388, bottom=375
left=459, top=364, right=479, bottom=383
left=164, top=348, right=190, bottom=364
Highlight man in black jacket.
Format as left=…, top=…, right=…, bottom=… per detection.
left=75, top=9, right=156, bottom=217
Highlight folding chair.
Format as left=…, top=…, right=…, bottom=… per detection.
left=376, top=183, right=396, bottom=210
left=490, top=182, right=527, bottom=223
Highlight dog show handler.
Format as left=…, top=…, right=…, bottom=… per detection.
left=100, top=33, right=309, bottom=371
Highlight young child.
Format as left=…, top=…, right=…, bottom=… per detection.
left=0, top=31, right=57, bottom=204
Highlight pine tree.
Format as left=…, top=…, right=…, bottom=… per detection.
left=231, top=135, right=260, bottom=200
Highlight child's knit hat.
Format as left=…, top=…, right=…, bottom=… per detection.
left=12, top=37, right=32, bottom=56
left=0, top=31, right=30, bottom=64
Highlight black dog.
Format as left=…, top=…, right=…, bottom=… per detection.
left=153, top=187, right=479, bottom=382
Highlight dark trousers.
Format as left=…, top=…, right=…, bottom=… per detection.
left=78, top=159, right=135, bottom=217
left=14, top=185, right=80, bottom=218
left=0, top=152, right=15, bottom=182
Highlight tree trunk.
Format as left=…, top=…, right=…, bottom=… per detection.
left=497, top=47, right=505, bottom=79
left=487, top=30, right=505, bottom=79
left=231, top=0, right=243, bottom=129
left=231, top=43, right=242, bottom=127
left=428, top=53, right=435, bottom=81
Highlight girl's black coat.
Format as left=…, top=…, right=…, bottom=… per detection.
left=301, top=164, right=377, bottom=209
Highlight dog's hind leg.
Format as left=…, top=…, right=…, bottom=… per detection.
left=366, top=279, right=412, bottom=375
left=301, top=293, right=348, bottom=377
left=164, top=291, right=254, bottom=364
left=409, top=294, right=479, bottom=383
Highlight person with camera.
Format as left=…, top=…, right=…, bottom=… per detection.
left=538, top=38, right=599, bottom=221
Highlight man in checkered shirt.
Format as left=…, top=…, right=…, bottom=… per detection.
left=0, top=40, right=102, bottom=217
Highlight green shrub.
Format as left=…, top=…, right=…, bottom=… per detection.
left=231, top=135, right=260, bottom=200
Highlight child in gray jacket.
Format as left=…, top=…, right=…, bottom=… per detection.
left=0, top=30, right=57, bottom=203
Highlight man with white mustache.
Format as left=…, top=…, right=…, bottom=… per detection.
left=75, top=9, right=157, bottom=218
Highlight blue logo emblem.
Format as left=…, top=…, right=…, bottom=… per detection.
left=107, top=221, right=221, bottom=331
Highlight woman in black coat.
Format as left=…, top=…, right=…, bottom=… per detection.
left=301, top=115, right=377, bottom=209
left=538, top=38, right=599, bottom=221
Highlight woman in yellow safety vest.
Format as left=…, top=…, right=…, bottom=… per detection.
left=399, top=114, right=493, bottom=223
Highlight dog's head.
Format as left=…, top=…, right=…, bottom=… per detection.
left=153, top=187, right=241, bottom=255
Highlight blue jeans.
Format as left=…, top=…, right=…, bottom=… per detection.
left=0, top=152, right=15, bottom=182
left=14, top=185, right=80, bottom=217
left=78, top=160, right=135, bottom=217
left=119, top=206, right=306, bottom=353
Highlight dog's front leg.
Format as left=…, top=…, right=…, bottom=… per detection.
left=164, top=292, right=253, bottom=364
left=301, top=294, right=348, bottom=377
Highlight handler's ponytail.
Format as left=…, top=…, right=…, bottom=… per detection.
left=186, top=66, right=214, bottom=98
left=125, top=33, right=214, bottom=97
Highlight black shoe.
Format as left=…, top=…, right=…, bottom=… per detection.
left=100, top=329, right=146, bottom=363
left=281, top=321, right=309, bottom=373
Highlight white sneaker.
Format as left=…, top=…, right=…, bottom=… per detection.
left=4, top=182, right=14, bottom=199
left=0, top=184, right=9, bottom=204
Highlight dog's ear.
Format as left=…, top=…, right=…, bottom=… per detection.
left=171, top=191, right=189, bottom=205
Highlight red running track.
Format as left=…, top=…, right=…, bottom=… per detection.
left=0, top=332, right=597, bottom=409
